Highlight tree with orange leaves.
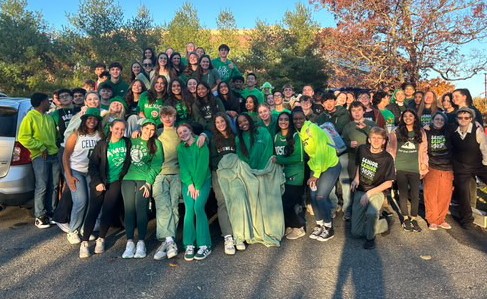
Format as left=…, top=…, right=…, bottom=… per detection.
left=313, top=0, right=487, bottom=89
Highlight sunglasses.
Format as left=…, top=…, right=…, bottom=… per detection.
left=143, top=63, right=152, bottom=67
left=457, top=116, right=472, bottom=120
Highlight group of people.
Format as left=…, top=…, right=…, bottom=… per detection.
left=18, top=41, right=487, bottom=262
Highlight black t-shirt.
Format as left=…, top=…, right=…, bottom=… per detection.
left=364, top=110, right=375, bottom=123
left=355, top=144, right=395, bottom=193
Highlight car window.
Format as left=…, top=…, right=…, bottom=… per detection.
left=0, top=106, right=18, bottom=137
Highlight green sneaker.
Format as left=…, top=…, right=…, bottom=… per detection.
left=194, top=246, right=211, bottom=261
left=184, top=245, right=195, bottom=261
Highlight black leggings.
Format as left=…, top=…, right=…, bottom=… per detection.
left=396, top=170, right=421, bottom=217
left=281, top=184, right=306, bottom=228
left=82, top=181, right=122, bottom=242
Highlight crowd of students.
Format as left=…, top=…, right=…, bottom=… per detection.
left=17, top=42, right=487, bottom=261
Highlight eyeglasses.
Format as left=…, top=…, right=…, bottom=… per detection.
left=143, top=63, right=152, bottom=67
left=457, top=116, right=472, bottom=120
left=59, top=94, right=71, bottom=99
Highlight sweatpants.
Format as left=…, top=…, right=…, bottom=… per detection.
left=182, top=179, right=212, bottom=248
left=423, top=168, right=453, bottom=225
left=212, top=171, right=233, bottom=237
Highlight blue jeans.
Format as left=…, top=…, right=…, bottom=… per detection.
left=67, top=169, right=90, bottom=233
left=32, top=155, right=60, bottom=218
left=310, top=162, right=341, bottom=224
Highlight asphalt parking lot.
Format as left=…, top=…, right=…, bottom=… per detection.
left=0, top=205, right=486, bottom=299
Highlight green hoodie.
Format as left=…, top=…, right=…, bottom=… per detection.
left=274, top=132, right=305, bottom=185
left=315, top=106, right=350, bottom=134
left=177, top=137, right=211, bottom=190
left=18, top=110, right=58, bottom=159
left=236, top=127, right=274, bottom=170
left=298, top=121, right=339, bottom=177
left=123, top=138, right=164, bottom=185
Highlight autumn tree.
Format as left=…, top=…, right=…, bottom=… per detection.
left=418, top=78, right=456, bottom=98
left=314, top=0, right=487, bottom=89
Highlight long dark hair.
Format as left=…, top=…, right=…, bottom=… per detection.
left=107, top=119, right=126, bottom=141
left=141, top=122, right=158, bottom=155
left=130, top=61, right=148, bottom=82
left=183, top=52, right=200, bottom=77
left=237, top=113, right=258, bottom=158
left=195, top=81, right=220, bottom=115
left=125, top=79, right=147, bottom=107
left=169, top=52, right=184, bottom=77
left=213, top=112, right=236, bottom=150
left=245, top=95, right=259, bottom=113
left=142, top=47, right=157, bottom=66
left=396, top=108, right=423, bottom=143
left=166, top=78, right=193, bottom=114
left=78, top=116, right=104, bottom=138
left=276, top=111, right=296, bottom=157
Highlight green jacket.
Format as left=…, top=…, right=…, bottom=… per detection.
left=298, top=121, right=339, bottom=178
left=123, top=138, right=164, bottom=185
left=177, top=137, right=211, bottom=190
left=18, top=109, right=58, bottom=159
left=236, top=127, right=274, bottom=170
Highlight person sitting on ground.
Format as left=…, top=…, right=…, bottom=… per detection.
left=351, top=127, right=395, bottom=249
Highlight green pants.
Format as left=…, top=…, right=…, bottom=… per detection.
left=153, top=172, right=181, bottom=240
left=351, top=191, right=388, bottom=240
left=121, top=180, right=149, bottom=240
left=182, top=179, right=211, bottom=248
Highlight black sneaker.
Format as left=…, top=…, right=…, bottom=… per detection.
left=35, top=216, right=51, bottom=229
left=317, top=226, right=335, bottom=242
left=363, top=238, right=376, bottom=250
left=381, top=212, right=395, bottom=236
left=402, top=219, right=413, bottom=232
left=411, top=219, right=422, bottom=232
left=309, top=225, right=323, bottom=240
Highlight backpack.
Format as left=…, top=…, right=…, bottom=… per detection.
left=319, top=122, right=347, bottom=156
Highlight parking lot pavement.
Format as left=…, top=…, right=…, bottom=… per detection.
left=1, top=205, right=486, bottom=299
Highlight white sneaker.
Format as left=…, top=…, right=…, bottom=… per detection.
left=79, top=241, right=91, bottom=259
left=153, top=241, right=168, bottom=260
left=166, top=242, right=178, bottom=259
left=122, top=240, right=135, bottom=259
left=235, top=240, right=246, bottom=251
left=134, top=240, right=146, bottom=259
left=55, top=222, right=70, bottom=233
left=286, top=227, right=306, bottom=240
left=94, top=238, right=105, bottom=254
left=67, top=231, right=81, bottom=244
left=224, top=236, right=236, bottom=255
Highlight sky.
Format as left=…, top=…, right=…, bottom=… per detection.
left=25, top=0, right=487, bottom=97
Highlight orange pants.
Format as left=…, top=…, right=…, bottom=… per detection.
left=423, top=168, right=454, bottom=225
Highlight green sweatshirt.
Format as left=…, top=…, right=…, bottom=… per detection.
left=18, top=109, right=58, bottom=159
left=123, top=138, right=164, bottom=185
left=177, top=137, right=211, bottom=190
left=106, top=79, right=129, bottom=98
left=298, top=121, right=339, bottom=177
left=211, top=58, right=241, bottom=83
left=236, top=127, right=274, bottom=170
left=158, top=127, right=180, bottom=175
left=274, top=132, right=305, bottom=185
left=257, top=114, right=278, bottom=137
left=138, top=91, right=164, bottom=126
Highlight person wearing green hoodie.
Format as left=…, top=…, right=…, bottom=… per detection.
left=18, top=92, right=60, bottom=229
left=121, top=119, right=164, bottom=259
left=293, top=108, right=341, bottom=242
left=236, top=113, right=274, bottom=170
left=177, top=123, right=212, bottom=261
left=212, top=44, right=241, bottom=84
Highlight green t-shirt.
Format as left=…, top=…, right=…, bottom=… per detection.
left=107, top=139, right=128, bottom=183
left=274, top=132, right=305, bottom=185
left=395, top=131, right=419, bottom=173
left=211, top=58, right=241, bottom=83
left=241, top=88, right=265, bottom=105
left=138, top=91, right=164, bottom=126
left=380, top=109, right=396, bottom=133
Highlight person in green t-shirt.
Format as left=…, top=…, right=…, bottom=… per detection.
left=372, top=91, right=396, bottom=133
left=121, top=119, right=163, bottom=259
left=274, top=111, right=306, bottom=240
left=386, top=109, right=428, bottom=233
left=177, top=123, right=212, bottom=261
left=241, top=73, right=265, bottom=104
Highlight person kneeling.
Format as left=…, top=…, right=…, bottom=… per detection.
left=351, top=127, right=395, bottom=249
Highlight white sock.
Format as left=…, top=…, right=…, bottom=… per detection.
left=166, top=236, right=174, bottom=243
left=324, top=222, right=332, bottom=228
left=316, top=220, right=324, bottom=226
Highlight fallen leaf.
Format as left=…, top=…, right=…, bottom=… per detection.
left=420, top=255, right=432, bottom=260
